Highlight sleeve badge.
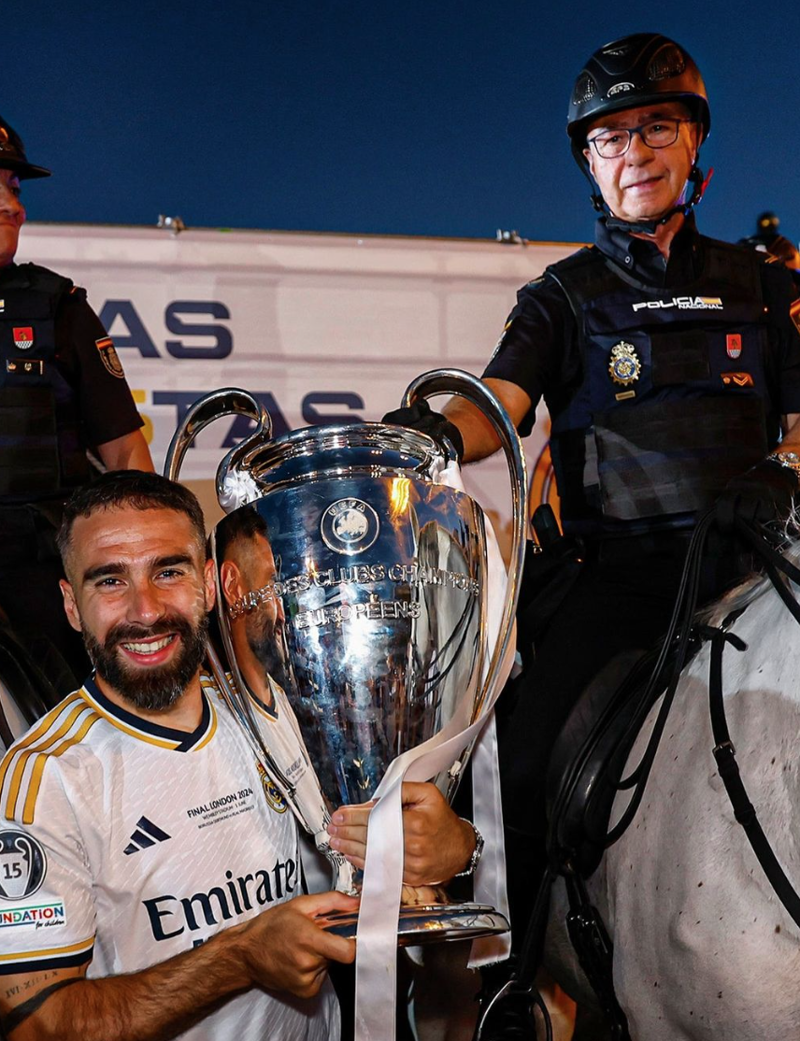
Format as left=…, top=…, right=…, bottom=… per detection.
left=95, top=336, right=125, bottom=379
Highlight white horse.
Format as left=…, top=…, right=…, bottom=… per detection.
left=546, top=550, right=800, bottom=1040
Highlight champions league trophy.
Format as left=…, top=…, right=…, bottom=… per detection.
left=165, top=369, right=526, bottom=944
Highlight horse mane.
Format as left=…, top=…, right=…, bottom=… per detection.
left=699, top=534, right=800, bottom=627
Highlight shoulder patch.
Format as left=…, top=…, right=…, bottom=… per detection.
left=488, top=317, right=516, bottom=364
left=95, top=337, right=125, bottom=379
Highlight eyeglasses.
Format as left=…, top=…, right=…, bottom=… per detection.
left=586, top=118, right=694, bottom=159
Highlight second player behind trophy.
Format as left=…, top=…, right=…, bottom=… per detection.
left=165, top=369, right=526, bottom=943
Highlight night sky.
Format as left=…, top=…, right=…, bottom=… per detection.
left=6, top=1, right=799, bottom=246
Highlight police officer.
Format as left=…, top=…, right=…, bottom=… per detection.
left=387, top=32, right=800, bottom=980
left=740, top=211, right=800, bottom=275
left=0, top=114, right=153, bottom=696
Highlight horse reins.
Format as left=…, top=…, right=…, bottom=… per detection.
left=699, top=517, right=800, bottom=930
left=608, top=511, right=800, bottom=930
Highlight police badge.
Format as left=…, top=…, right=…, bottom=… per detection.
left=608, top=341, right=641, bottom=386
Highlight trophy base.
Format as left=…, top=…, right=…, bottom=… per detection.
left=319, top=902, right=509, bottom=946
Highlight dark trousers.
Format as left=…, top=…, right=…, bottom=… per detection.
left=495, top=531, right=747, bottom=948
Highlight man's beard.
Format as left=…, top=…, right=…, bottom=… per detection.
left=83, top=613, right=209, bottom=712
left=246, top=611, right=290, bottom=692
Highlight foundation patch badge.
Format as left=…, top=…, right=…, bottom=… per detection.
left=96, top=336, right=125, bottom=378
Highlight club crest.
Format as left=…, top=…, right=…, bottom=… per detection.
left=256, top=763, right=288, bottom=814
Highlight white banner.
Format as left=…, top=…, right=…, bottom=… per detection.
left=21, top=223, right=574, bottom=538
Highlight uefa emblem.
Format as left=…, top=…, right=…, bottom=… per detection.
left=320, top=498, right=380, bottom=555
left=0, top=831, right=47, bottom=901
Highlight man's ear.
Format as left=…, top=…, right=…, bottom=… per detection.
left=218, top=560, right=242, bottom=607
left=59, top=579, right=82, bottom=633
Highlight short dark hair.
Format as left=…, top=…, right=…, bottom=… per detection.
left=214, top=505, right=269, bottom=563
left=57, top=471, right=207, bottom=572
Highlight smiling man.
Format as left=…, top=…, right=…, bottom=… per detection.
left=0, top=471, right=356, bottom=1041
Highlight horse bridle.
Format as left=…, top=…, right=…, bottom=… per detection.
left=699, top=519, right=800, bottom=930
left=608, top=511, right=800, bottom=929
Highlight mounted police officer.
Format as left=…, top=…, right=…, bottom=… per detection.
left=385, top=31, right=800, bottom=1034
left=0, top=114, right=153, bottom=702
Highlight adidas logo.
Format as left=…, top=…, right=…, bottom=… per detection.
left=124, top=816, right=172, bottom=856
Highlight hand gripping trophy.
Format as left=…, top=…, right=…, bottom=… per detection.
left=165, top=369, right=526, bottom=944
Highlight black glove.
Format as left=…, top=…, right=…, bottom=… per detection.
left=381, top=399, right=464, bottom=461
left=715, top=459, right=799, bottom=533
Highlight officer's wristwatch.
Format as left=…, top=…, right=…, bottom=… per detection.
left=455, top=818, right=485, bottom=877
left=767, top=451, right=800, bottom=478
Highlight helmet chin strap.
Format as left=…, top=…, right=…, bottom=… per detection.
left=585, top=162, right=711, bottom=236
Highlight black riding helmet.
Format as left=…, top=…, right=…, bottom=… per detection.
left=0, top=114, right=50, bottom=179
left=567, top=34, right=709, bottom=221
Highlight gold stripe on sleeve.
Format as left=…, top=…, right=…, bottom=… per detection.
left=21, top=713, right=101, bottom=825
left=4, top=704, right=95, bottom=822
left=0, top=695, right=83, bottom=817
left=0, top=935, right=94, bottom=964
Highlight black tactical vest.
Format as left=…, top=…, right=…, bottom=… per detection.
left=0, top=264, right=91, bottom=502
left=545, top=239, right=774, bottom=536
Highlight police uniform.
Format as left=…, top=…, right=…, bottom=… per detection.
left=0, top=261, right=144, bottom=687
left=484, top=213, right=800, bottom=944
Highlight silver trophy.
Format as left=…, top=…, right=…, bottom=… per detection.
left=165, top=369, right=526, bottom=943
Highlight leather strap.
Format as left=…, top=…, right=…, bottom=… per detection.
left=703, top=622, right=800, bottom=929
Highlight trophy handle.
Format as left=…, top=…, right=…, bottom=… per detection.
left=163, top=388, right=272, bottom=491
left=401, top=368, right=527, bottom=721
left=161, top=390, right=301, bottom=807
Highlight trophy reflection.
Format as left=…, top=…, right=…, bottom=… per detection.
left=215, top=507, right=357, bottom=893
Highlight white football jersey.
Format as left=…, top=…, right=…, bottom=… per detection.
left=0, top=675, right=339, bottom=1041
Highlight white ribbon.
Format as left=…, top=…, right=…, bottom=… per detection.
left=353, top=463, right=513, bottom=1040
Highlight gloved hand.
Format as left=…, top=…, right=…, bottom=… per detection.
left=715, top=459, right=799, bottom=533
left=381, top=398, right=464, bottom=461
